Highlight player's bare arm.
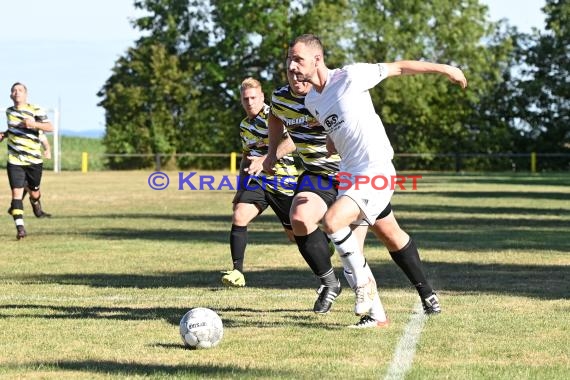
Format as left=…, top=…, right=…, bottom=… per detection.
left=21, top=118, right=54, bottom=132
left=248, top=131, right=295, bottom=176
left=238, top=153, right=250, bottom=178
left=385, top=61, right=467, bottom=89
left=325, top=135, right=337, bottom=157
left=263, top=113, right=289, bottom=174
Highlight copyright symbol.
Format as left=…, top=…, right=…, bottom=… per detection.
left=148, top=172, right=169, bottom=190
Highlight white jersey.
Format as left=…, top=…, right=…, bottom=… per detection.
left=304, top=63, right=394, bottom=174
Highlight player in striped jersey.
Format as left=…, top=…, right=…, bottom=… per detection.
left=265, top=71, right=344, bottom=314
left=1, top=82, right=53, bottom=239
left=221, top=77, right=298, bottom=287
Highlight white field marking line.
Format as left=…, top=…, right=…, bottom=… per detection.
left=384, top=301, right=427, bottom=380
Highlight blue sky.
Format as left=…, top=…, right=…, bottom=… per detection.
left=0, top=0, right=546, bottom=137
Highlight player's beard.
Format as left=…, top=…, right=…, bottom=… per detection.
left=291, top=70, right=309, bottom=83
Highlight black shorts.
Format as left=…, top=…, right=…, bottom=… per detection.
left=233, top=186, right=293, bottom=230
left=294, top=172, right=338, bottom=207
left=7, top=163, right=43, bottom=190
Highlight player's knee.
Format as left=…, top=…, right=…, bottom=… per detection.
left=321, top=215, right=339, bottom=235
left=232, top=213, right=252, bottom=226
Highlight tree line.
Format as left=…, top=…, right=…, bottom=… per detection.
left=97, top=0, right=569, bottom=171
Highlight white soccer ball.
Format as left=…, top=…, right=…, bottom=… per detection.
left=179, top=307, right=224, bottom=349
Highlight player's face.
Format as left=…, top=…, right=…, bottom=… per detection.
left=287, top=43, right=318, bottom=84
left=240, top=87, right=264, bottom=119
left=10, top=84, right=27, bottom=106
left=286, top=69, right=312, bottom=96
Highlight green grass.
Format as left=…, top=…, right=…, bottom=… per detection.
left=0, top=171, right=568, bottom=379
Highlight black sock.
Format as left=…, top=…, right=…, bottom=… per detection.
left=389, top=238, right=434, bottom=299
left=294, top=228, right=337, bottom=285
left=10, top=199, right=24, bottom=222
left=230, top=225, right=247, bottom=272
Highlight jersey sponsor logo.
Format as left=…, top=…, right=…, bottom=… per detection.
left=284, top=115, right=311, bottom=127
left=323, top=114, right=343, bottom=132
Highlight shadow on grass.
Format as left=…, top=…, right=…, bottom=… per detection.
left=73, top=213, right=570, bottom=251
left=8, top=260, right=568, bottom=300
left=87, top=226, right=288, bottom=245
left=394, top=203, right=570, bottom=217
left=0, top=302, right=340, bottom=330
left=429, top=174, right=570, bottom=187
left=398, top=190, right=570, bottom=201
left=7, top=361, right=292, bottom=378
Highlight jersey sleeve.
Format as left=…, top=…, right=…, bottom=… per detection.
left=239, top=123, right=250, bottom=154
left=33, top=105, right=50, bottom=123
left=345, top=63, right=389, bottom=92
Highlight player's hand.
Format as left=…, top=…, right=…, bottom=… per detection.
left=44, top=151, right=52, bottom=159
left=245, top=155, right=265, bottom=176
left=447, top=66, right=467, bottom=89
left=20, top=118, right=36, bottom=129
left=262, top=153, right=277, bottom=175
left=325, top=136, right=337, bottom=158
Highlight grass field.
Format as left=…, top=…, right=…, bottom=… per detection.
left=0, top=171, right=568, bottom=379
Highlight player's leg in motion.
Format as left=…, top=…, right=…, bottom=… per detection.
left=221, top=190, right=264, bottom=287
left=26, top=164, right=51, bottom=218
left=323, top=196, right=378, bottom=316
left=344, top=224, right=389, bottom=328
left=28, top=188, right=51, bottom=218
left=7, top=165, right=28, bottom=240
left=291, top=191, right=341, bottom=314
left=372, top=207, right=441, bottom=314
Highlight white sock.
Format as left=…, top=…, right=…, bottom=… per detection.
left=345, top=264, right=387, bottom=322
left=329, top=227, right=367, bottom=287
left=369, top=291, right=388, bottom=322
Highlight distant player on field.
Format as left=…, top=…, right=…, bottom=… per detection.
left=0, top=82, right=53, bottom=239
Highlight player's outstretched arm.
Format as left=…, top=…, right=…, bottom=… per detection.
left=385, top=61, right=467, bottom=89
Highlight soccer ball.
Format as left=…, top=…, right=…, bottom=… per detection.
left=179, top=307, right=224, bottom=349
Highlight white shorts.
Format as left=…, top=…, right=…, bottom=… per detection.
left=337, top=163, right=396, bottom=225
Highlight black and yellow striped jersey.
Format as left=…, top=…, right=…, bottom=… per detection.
left=270, top=85, right=340, bottom=176
left=240, top=104, right=298, bottom=195
left=5, top=104, right=48, bottom=165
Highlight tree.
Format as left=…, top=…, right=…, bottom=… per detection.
left=515, top=0, right=569, bottom=169
left=98, top=0, right=523, bottom=170
left=345, top=0, right=518, bottom=170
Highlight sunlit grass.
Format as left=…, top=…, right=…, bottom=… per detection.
left=0, top=171, right=568, bottom=379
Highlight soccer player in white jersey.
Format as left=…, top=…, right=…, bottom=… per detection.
left=287, top=34, right=467, bottom=316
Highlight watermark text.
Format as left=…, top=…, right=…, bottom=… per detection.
left=147, top=171, right=422, bottom=191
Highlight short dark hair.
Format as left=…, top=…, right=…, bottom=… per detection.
left=290, top=34, right=324, bottom=55
left=10, top=82, right=27, bottom=92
